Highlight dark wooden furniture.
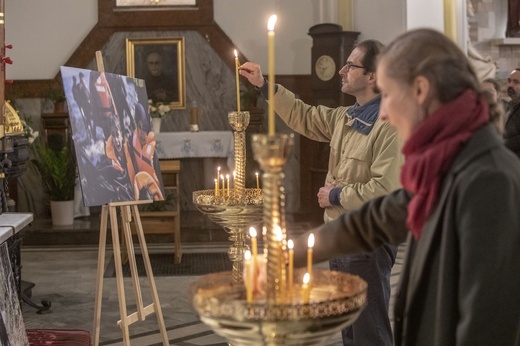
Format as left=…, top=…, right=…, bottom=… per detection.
left=41, top=112, right=70, bottom=149
left=300, top=24, right=359, bottom=224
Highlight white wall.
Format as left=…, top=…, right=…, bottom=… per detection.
left=6, top=0, right=447, bottom=80
left=5, top=0, right=97, bottom=80
left=353, top=0, right=406, bottom=44
left=214, top=0, right=316, bottom=77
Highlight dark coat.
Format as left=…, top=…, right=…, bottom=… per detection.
left=295, top=124, right=520, bottom=345
left=504, top=102, right=520, bottom=158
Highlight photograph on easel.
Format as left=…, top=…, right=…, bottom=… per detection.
left=60, top=66, right=165, bottom=206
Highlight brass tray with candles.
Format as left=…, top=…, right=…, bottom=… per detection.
left=193, top=188, right=263, bottom=227
left=190, top=269, right=367, bottom=345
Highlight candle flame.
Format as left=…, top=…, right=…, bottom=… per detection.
left=245, top=250, right=251, bottom=261
left=221, top=174, right=224, bottom=180
left=303, top=272, right=310, bottom=284
left=262, top=226, right=267, bottom=236
left=288, top=239, right=294, bottom=250
left=249, top=227, right=257, bottom=238
left=234, top=49, right=238, bottom=58
left=267, top=14, right=277, bottom=31
left=308, top=233, right=315, bottom=248
left=226, top=174, right=230, bottom=179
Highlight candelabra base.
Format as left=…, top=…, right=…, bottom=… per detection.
left=193, top=188, right=263, bottom=283
left=191, top=269, right=367, bottom=345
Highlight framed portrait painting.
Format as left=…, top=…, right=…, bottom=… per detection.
left=126, top=37, right=186, bottom=109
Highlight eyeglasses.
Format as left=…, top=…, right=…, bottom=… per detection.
left=344, top=62, right=365, bottom=72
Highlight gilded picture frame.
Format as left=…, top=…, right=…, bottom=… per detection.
left=126, top=37, right=186, bottom=109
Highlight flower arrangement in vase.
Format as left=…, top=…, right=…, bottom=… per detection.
left=148, top=99, right=171, bottom=133
left=148, top=99, right=171, bottom=118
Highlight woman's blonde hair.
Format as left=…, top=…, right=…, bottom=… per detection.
left=379, top=28, right=503, bottom=131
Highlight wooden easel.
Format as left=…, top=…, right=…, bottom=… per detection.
left=92, top=51, right=169, bottom=346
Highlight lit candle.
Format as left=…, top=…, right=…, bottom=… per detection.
left=288, top=239, right=294, bottom=292
left=302, top=272, right=310, bottom=304
left=226, top=174, right=230, bottom=197
left=255, top=172, right=260, bottom=189
left=221, top=174, right=225, bottom=192
left=214, top=178, right=219, bottom=197
left=244, top=250, right=253, bottom=303
left=217, top=166, right=221, bottom=184
left=307, top=233, right=314, bottom=279
left=249, top=227, right=258, bottom=279
left=267, top=14, right=277, bottom=136
left=234, top=49, right=241, bottom=112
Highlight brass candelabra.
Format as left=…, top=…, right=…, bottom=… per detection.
left=193, top=111, right=263, bottom=283
left=191, top=130, right=368, bottom=345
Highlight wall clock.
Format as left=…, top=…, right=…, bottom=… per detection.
left=315, top=55, right=336, bottom=82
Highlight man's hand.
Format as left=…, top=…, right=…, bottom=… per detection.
left=239, top=62, right=265, bottom=88
left=317, top=182, right=335, bottom=208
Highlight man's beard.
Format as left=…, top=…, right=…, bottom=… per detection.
left=508, top=87, right=519, bottom=103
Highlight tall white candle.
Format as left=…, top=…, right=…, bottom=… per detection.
left=234, top=49, right=241, bottom=112
left=267, top=15, right=277, bottom=136
left=307, top=233, right=314, bottom=279
left=302, top=272, right=310, bottom=304
left=245, top=250, right=253, bottom=303
left=249, top=226, right=258, bottom=269
left=288, top=239, right=294, bottom=292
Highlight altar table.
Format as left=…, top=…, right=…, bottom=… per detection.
left=154, top=131, right=235, bottom=218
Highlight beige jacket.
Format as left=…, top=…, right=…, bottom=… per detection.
left=273, top=85, right=403, bottom=222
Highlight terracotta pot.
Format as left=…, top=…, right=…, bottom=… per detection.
left=54, top=101, right=67, bottom=113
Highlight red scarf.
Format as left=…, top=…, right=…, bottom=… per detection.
left=401, top=90, right=489, bottom=239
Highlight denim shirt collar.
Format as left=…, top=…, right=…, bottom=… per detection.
left=346, top=95, right=381, bottom=135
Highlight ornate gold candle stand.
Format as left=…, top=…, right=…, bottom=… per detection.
left=191, top=269, right=367, bottom=345
left=193, top=111, right=264, bottom=284
left=191, top=134, right=367, bottom=345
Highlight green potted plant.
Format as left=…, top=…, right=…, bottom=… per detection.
left=32, top=145, right=76, bottom=225
left=48, top=86, right=67, bottom=113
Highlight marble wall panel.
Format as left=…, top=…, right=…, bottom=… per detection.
left=14, top=30, right=301, bottom=217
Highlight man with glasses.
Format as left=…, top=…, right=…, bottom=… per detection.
left=240, top=40, right=402, bottom=346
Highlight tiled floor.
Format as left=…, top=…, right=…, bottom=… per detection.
left=21, top=245, right=345, bottom=346
left=19, top=220, right=404, bottom=346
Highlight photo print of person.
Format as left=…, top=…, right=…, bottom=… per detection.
left=60, top=66, right=165, bottom=206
